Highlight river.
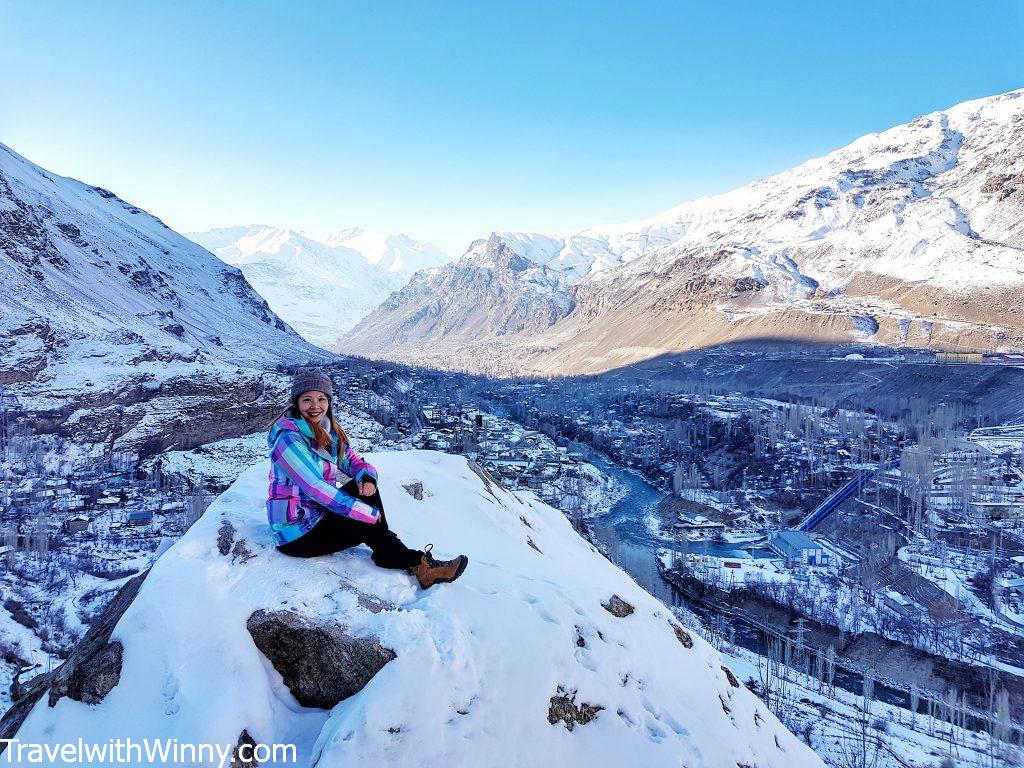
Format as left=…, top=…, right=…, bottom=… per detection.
left=584, top=453, right=932, bottom=712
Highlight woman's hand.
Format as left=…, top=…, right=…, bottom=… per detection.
left=358, top=480, right=377, bottom=497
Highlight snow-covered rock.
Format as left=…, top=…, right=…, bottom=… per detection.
left=187, top=225, right=450, bottom=349
left=3, top=451, right=822, bottom=767
left=0, top=142, right=331, bottom=455
left=344, top=89, right=1024, bottom=374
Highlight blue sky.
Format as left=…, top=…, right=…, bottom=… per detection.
left=1, top=1, right=1022, bottom=255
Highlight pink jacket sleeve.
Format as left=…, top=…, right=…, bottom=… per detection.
left=339, top=442, right=378, bottom=485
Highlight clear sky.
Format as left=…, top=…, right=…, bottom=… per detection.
left=1, top=1, right=1022, bottom=256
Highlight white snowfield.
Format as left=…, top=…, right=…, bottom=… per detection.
left=12, top=451, right=822, bottom=768
left=187, top=225, right=450, bottom=348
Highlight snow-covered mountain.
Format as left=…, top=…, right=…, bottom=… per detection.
left=342, top=89, right=1024, bottom=374
left=188, top=225, right=450, bottom=349
left=0, top=451, right=822, bottom=768
left=0, top=142, right=328, bottom=454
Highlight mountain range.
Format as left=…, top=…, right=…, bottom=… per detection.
left=187, top=225, right=450, bottom=349
left=0, top=142, right=327, bottom=455
left=341, top=89, right=1024, bottom=375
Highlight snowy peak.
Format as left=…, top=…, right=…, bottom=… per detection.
left=3, top=451, right=822, bottom=768
left=188, top=225, right=451, bottom=348
left=323, top=227, right=448, bottom=275
left=0, top=141, right=329, bottom=454
left=0, top=142, right=320, bottom=377
left=344, top=89, right=1024, bottom=373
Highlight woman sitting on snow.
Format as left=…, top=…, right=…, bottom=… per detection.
left=266, top=368, right=468, bottom=589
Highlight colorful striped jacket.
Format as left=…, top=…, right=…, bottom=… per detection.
left=266, top=414, right=380, bottom=546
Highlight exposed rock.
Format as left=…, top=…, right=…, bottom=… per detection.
left=246, top=609, right=396, bottom=709
left=231, top=538, right=254, bottom=564
left=601, top=595, right=634, bottom=618
left=218, top=520, right=236, bottom=556
left=402, top=480, right=424, bottom=500
left=671, top=622, right=694, bottom=649
left=547, top=686, right=604, bottom=731
left=0, top=571, right=148, bottom=752
left=356, top=594, right=395, bottom=614
left=732, top=276, right=765, bottom=293
left=49, top=641, right=123, bottom=706
left=467, top=461, right=501, bottom=498
left=527, top=537, right=542, bottom=553
left=722, top=665, right=741, bottom=688
left=232, top=729, right=259, bottom=768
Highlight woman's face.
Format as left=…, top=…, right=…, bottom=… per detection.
left=297, top=391, right=329, bottom=423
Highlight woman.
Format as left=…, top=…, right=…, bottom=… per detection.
left=266, top=368, right=468, bottom=589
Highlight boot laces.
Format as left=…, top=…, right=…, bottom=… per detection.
left=422, top=543, right=438, bottom=566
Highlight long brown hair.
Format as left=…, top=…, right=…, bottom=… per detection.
left=275, top=394, right=351, bottom=453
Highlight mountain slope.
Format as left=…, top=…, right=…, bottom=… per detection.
left=188, top=225, right=450, bottom=349
left=0, top=142, right=327, bottom=454
left=2, top=451, right=822, bottom=768
left=342, top=89, right=1024, bottom=374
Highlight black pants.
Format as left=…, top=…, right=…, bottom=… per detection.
left=276, top=479, right=423, bottom=570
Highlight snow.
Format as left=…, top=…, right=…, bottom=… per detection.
left=0, top=143, right=323, bottom=373
left=187, top=225, right=451, bottom=349
left=11, top=451, right=821, bottom=768
left=353, top=88, right=1024, bottom=362
left=711, top=636, right=1008, bottom=768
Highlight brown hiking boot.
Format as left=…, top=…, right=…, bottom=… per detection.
left=412, top=544, right=468, bottom=589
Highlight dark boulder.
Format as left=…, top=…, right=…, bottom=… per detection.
left=547, top=686, right=604, bottom=731
left=601, top=595, right=634, bottom=618
left=246, top=609, right=396, bottom=709
left=670, top=622, right=694, bottom=649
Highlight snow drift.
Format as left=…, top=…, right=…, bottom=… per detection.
left=4, top=451, right=822, bottom=767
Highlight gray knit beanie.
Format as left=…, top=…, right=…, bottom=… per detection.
left=290, top=368, right=333, bottom=400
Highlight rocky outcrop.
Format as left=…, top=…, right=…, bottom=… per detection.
left=0, top=570, right=148, bottom=753
left=246, top=609, right=396, bottom=709
left=3, top=452, right=825, bottom=767
left=601, top=595, right=635, bottom=617
left=547, top=687, right=604, bottom=731
left=232, top=729, right=259, bottom=768
left=671, top=622, right=694, bottom=649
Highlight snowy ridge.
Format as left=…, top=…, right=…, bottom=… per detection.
left=0, top=142, right=331, bottom=453
left=0, top=143, right=320, bottom=373
left=188, top=225, right=450, bottom=348
left=345, top=88, right=1024, bottom=372
left=8, top=451, right=822, bottom=768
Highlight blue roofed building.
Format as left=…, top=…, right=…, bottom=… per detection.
left=769, top=530, right=829, bottom=567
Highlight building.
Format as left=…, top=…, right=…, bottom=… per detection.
left=883, top=590, right=924, bottom=618
left=127, top=509, right=154, bottom=526
left=62, top=515, right=90, bottom=535
left=769, top=530, right=829, bottom=567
